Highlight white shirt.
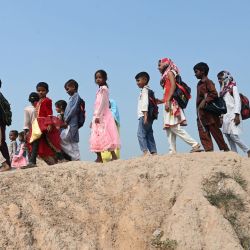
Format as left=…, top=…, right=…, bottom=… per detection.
left=222, top=86, right=242, bottom=135
left=137, top=85, right=149, bottom=119
left=23, top=105, right=36, bottom=130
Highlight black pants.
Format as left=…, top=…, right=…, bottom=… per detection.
left=29, top=139, right=40, bottom=164
left=0, top=125, right=11, bottom=166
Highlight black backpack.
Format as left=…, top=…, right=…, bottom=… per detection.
left=172, top=75, right=191, bottom=109
left=78, top=97, right=86, bottom=128
left=148, top=89, right=159, bottom=121
left=0, top=92, right=12, bottom=126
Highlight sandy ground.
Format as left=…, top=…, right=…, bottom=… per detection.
left=0, top=152, right=249, bottom=250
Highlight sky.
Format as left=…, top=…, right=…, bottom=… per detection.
left=1, top=0, right=250, bottom=161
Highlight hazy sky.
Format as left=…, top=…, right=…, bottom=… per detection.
left=1, top=0, right=250, bottom=161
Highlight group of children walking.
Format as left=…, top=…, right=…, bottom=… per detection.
left=0, top=59, right=249, bottom=172
left=136, top=58, right=250, bottom=158
left=0, top=70, right=121, bottom=172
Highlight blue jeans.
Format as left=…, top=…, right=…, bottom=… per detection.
left=137, top=117, right=157, bottom=153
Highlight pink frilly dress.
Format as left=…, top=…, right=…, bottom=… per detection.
left=11, top=142, right=28, bottom=169
left=90, top=86, right=120, bottom=152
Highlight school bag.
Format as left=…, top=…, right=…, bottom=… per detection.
left=0, top=92, right=12, bottom=126
left=229, top=91, right=250, bottom=120
left=78, top=97, right=86, bottom=128
left=172, top=74, right=191, bottom=109
left=148, top=89, right=159, bottom=121
left=240, top=93, right=250, bottom=120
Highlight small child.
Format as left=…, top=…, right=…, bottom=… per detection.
left=135, top=72, right=157, bottom=156
left=60, top=79, right=82, bottom=161
left=90, top=70, right=120, bottom=163
left=55, top=100, right=67, bottom=122
left=8, top=130, right=18, bottom=162
left=12, top=131, right=28, bottom=169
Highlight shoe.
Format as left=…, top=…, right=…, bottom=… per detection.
left=190, top=144, right=203, bottom=153
left=21, top=163, right=37, bottom=169
left=0, top=162, right=11, bottom=172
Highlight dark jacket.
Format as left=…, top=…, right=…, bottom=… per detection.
left=196, top=79, right=220, bottom=126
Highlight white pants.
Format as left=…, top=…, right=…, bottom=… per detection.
left=225, top=134, right=249, bottom=153
left=166, top=125, right=198, bottom=153
left=61, top=141, right=80, bottom=161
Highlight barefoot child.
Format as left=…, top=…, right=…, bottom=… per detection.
left=90, top=70, right=120, bottom=163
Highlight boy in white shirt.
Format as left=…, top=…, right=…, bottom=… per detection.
left=135, top=72, right=157, bottom=156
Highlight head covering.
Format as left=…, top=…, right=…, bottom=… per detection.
left=219, top=71, right=236, bottom=97
left=159, top=58, right=179, bottom=87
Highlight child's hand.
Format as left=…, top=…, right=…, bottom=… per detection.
left=61, top=122, right=68, bottom=129
left=156, top=98, right=164, bottom=104
left=95, top=118, right=100, bottom=124
left=165, top=102, right=170, bottom=112
left=234, top=114, right=240, bottom=126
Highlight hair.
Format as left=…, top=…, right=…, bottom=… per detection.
left=64, top=79, right=79, bottom=91
left=135, top=72, right=150, bottom=83
left=217, top=71, right=224, bottom=78
left=193, top=62, right=209, bottom=76
left=28, top=92, right=40, bottom=104
left=55, top=100, right=67, bottom=111
left=36, top=82, right=49, bottom=92
left=95, top=70, right=108, bottom=81
left=0, top=79, right=2, bottom=88
left=18, top=131, right=25, bottom=140
left=10, top=130, right=18, bottom=137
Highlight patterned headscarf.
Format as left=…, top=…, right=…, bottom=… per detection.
left=159, top=58, right=179, bottom=87
left=219, top=71, right=236, bottom=97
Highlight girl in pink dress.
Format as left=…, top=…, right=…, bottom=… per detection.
left=90, top=70, right=120, bottom=163
left=12, top=131, right=28, bottom=169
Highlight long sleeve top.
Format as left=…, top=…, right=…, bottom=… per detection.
left=196, top=79, right=220, bottom=126
left=63, top=92, right=81, bottom=143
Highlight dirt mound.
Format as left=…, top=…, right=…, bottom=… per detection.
left=0, top=152, right=250, bottom=250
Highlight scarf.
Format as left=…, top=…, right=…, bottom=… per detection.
left=219, top=71, right=236, bottom=97
left=160, top=58, right=179, bottom=87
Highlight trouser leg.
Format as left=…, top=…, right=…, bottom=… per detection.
left=208, top=124, right=229, bottom=151
left=145, top=121, right=157, bottom=154
left=0, top=125, right=11, bottom=166
left=167, top=128, right=176, bottom=153
left=197, top=121, right=213, bottom=151
left=171, top=125, right=198, bottom=148
left=29, top=139, right=40, bottom=164
left=230, top=134, right=249, bottom=153
left=225, top=134, right=237, bottom=152
left=137, top=117, right=148, bottom=153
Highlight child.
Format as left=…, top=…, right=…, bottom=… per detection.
left=12, top=131, right=28, bottom=169
left=135, top=72, right=157, bottom=156
left=90, top=70, right=120, bottom=163
left=193, top=62, right=229, bottom=152
left=55, top=100, right=67, bottom=121
left=217, top=71, right=250, bottom=157
left=28, top=82, right=62, bottom=167
left=8, top=130, right=18, bottom=162
left=60, top=80, right=82, bottom=161
left=24, top=92, right=40, bottom=134
left=158, top=58, right=201, bottom=154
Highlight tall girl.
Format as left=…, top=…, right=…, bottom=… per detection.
left=158, top=58, right=202, bottom=154
left=28, top=82, right=62, bottom=166
left=90, top=70, right=120, bottom=163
